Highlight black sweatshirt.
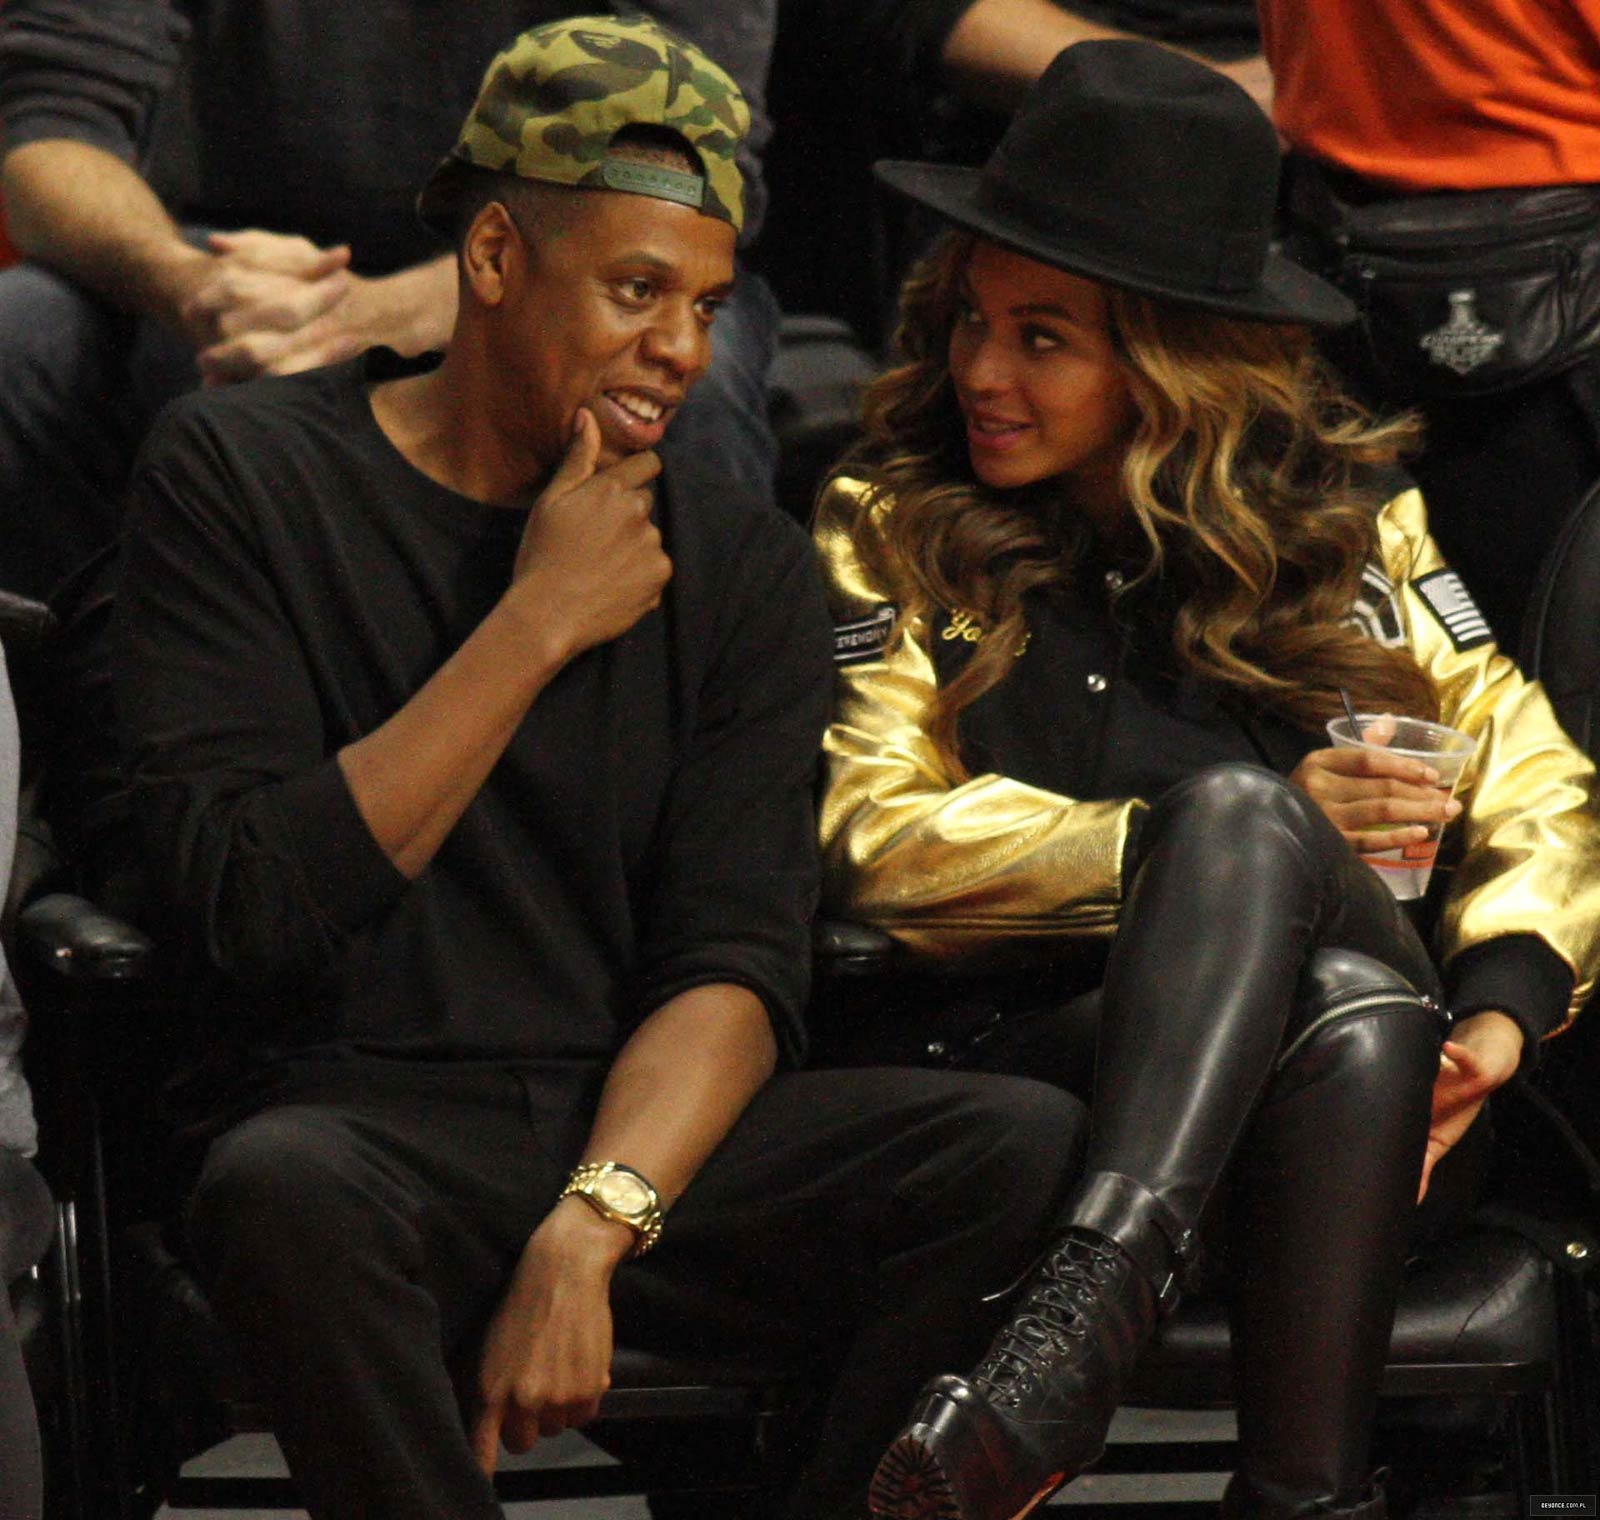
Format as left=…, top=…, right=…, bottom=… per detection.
left=111, top=353, right=830, bottom=1085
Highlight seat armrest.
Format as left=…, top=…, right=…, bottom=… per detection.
left=814, top=918, right=899, bottom=976
left=18, top=892, right=155, bottom=982
left=0, top=592, right=57, bottom=661
left=6, top=822, right=65, bottom=926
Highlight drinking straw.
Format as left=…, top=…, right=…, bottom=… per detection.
left=1339, top=687, right=1362, bottom=737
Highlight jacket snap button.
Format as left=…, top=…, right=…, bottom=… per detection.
left=1086, top=673, right=1108, bottom=693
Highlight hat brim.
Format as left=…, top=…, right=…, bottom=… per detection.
left=875, top=160, right=1356, bottom=329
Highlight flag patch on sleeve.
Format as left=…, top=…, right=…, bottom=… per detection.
left=834, top=605, right=897, bottom=665
left=1414, top=570, right=1492, bottom=651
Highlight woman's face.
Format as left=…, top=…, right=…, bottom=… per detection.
left=948, top=242, right=1137, bottom=507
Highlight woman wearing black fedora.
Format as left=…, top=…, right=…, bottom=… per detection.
left=813, top=39, right=1600, bottom=1520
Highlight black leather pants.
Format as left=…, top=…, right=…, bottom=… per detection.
left=1090, top=764, right=1447, bottom=1506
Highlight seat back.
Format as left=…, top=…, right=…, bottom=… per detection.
left=1519, top=475, right=1600, bottom=751
left=769, top=314, right=877, bottom=525
left=1512, top=472, right=1600, bottom=1239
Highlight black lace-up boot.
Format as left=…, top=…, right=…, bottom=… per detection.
left=868, top=1174, right=1190, bottom=1520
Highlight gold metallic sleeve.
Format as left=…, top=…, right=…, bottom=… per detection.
left=815, top=478, right=1144, bottom=961
left=1379, top=488, right=1600, bottom=1030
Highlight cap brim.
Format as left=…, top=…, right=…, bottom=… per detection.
left=874, top=160, right=1356, bottom=329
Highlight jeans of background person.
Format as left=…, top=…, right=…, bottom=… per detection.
left=659, top=266, right=781, bottom=503
left=0, top=260, right=194, bottom=600
left=0, top=1149, right=52, bottom=1520
left=0, top=256, right=782, bottom=600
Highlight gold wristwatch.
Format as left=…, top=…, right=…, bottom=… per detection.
left=560, top=1161, right=663, bottom=1257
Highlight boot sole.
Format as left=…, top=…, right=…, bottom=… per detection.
left=869, top=1429, right=964, bottom=1520
left=868, top=1399, right=1066, bottom=1520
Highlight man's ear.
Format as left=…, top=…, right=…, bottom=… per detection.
left=462, top=202, right=520, bottom=307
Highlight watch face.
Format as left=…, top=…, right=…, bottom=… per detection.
left=594, top=1171, right=652, bottom=1218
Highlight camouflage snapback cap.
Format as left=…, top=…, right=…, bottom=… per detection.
left=418, top=13, right=750, bottom=234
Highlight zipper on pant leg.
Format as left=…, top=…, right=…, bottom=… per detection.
left=1275, top=988, right=1442, bottom=1072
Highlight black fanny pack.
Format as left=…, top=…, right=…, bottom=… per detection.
left=1283, top=160, right=1600, bottom=399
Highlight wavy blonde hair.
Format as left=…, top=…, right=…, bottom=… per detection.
left=849, top=233, right=1438, bottom=777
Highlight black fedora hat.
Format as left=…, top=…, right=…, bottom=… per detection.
left=876, top=40, right=1354, bottom=327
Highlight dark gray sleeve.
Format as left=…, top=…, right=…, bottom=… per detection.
left=0, top=0, right=187, bottom=161
left=631, top=523, right=833, bottom=1068
left=111, top=404, right=408, bottom=992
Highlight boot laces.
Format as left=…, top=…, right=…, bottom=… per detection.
left=973, top=1235, right=1126, bottom=1407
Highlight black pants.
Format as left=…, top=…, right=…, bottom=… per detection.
left=824, top=764, right=1460, bottom=1505
left=184, top=1057, right=1087, bottom=1520
left=0, top=1149, right=53, bottom=1520
left=1405, top=364, right=1600, bottom=654
left=1326, top=325, right=1600, bottom=654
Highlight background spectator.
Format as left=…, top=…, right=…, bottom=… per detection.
left=1266, top=0, right=1600, bottom=649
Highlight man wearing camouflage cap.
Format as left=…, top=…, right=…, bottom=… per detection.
left=0, top=0, right=783, bottom=599
left=107, top=15, right=1081, bottom=1518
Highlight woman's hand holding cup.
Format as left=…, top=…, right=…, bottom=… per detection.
left=1292, top=720, right=1460, bottom=851
left=1298, top=713, right=1477, bottom=900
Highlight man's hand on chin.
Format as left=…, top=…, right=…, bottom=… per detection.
left=470, top=1196, right=635, bottom=1474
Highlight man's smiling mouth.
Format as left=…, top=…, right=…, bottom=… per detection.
left=606, top=389, right=669, bottom=423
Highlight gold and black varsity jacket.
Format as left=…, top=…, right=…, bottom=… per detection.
left=816, top=475, right=1600, bottom=1037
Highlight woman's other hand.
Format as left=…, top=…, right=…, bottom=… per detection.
left=1418, top=1009, right=1524, bottom=1201
left=1290, top=722, right=1461, bottom=857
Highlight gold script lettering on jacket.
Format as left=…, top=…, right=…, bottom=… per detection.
left=943, top=609, right=1031, bottom=657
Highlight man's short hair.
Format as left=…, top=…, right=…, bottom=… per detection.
left=446, top=125, right=704, bottom=253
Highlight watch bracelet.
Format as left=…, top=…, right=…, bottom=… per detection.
left=560, top=1161, right=663, bottom=1257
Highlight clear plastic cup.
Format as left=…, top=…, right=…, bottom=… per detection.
left=1325, top=713, right=1478, bottom=900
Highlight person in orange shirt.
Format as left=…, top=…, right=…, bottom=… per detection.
left=1263, top=1, right=1600, bottom=193
left=1264, top=0, right=1600, bottom=650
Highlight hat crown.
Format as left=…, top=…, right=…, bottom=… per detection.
left=977, top=41, right=1279, bottom=298
left=420, top=13, right=749, bottom=233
